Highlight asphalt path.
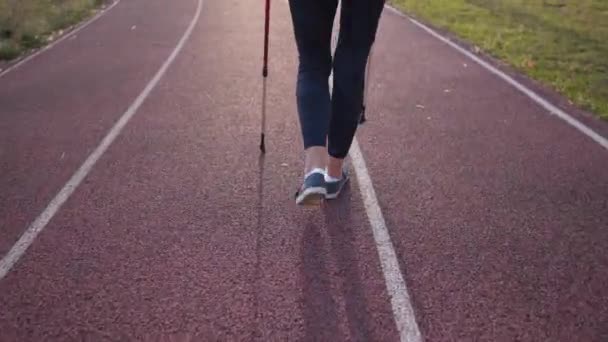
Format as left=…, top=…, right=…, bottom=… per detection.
left=0, top=0, right=606, bottom=340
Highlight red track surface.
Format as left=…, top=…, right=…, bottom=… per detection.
left=1, top=0, right=606, bottom=340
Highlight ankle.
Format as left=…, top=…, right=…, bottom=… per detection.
left=327, top=155, right=344, bottom=179
left=304, top=146, right=327, bottom=175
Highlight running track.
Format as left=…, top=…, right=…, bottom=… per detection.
left=1, top=0, right=607, bottom=340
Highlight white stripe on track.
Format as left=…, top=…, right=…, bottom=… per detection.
left=0, top=0, right=204, bottom=280
left=329, top=3, right=423, bottom=341
left=349, top=140, right=423, bottom=342
left=384, top=5, right=608, bottom=152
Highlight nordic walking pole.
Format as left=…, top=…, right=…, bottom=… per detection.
left=260, top=0, right=271, bottom=153
left=360, top=44, right=373, bottom=124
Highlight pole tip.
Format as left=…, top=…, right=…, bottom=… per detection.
left=260, top=134, right=266, bottom=153
left=359, top=106, right=367, bottom=124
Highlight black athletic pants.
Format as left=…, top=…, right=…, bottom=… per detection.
left=288, top=0, right=384, bottom=159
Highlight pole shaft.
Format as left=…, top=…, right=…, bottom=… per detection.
left=260, top=0, right=270, bottom=152
left=263, top=0, right=270, bottom=77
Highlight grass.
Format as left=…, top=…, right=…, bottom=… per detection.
left=0, top=0, right=105, bottom=61
left=390, top=0, right=608, bottom=120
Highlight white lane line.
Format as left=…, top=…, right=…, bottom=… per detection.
left=329, top=3, right=423, bottom=341
left=0, top=0, right=204, bottom=280
left=349, top=140, right=422, bottom=342
left=384, top=5, right=608, bottom=151
left=0, top=0, right=122, bottom=78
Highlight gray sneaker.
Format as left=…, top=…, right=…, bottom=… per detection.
left=325, top=169, right=349, bottom=200
left=295, top=170, right=327, bottom=205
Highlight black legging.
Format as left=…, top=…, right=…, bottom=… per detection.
left=288, top=0, right=384, bottom=159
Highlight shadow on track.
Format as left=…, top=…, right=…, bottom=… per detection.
left=300, top=181, right=373, bottom=340
left=252, top=153, right=266, bottom=340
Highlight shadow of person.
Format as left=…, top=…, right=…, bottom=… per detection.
left=300, top=215, right=341, bottom=341
left=322, top=183, right=373, bottom=341
left=300, top=181, right=373, bottom=341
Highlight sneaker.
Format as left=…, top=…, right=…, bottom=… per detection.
left=325, top=169, right=349, bottom=200
left=295, top=169, right=327, bottom=206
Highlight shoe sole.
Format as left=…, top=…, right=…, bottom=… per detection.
left=296, top=186, right=327, bottom=206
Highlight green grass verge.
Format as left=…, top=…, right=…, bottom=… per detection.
left=0, top=0, right=106, bottom=61
left=390, top=0, right=608, bottom=120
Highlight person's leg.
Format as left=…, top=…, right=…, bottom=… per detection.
left=288, top=0, right=338, bottom=204
left=327, top=0, right=384, bottom=180
left=288, top=0, right=338, bottom=175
